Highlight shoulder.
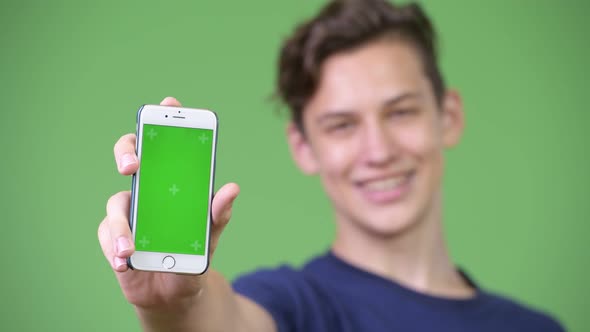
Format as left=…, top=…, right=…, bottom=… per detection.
left=481, top=290, right=565, bottom=332
left=233, top=264, right=306, bottom=298
left=232, top=261, right=325, bottom=332
left=232, top=254, right=330, bottom=296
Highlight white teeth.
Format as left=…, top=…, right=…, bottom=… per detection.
left=364, top=176, right=406, bottom=191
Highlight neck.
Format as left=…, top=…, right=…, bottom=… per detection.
left=331, top=192, right=474, bottom=299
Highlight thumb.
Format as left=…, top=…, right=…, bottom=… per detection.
left=209, top=183, right=240, bottom=257
left=160, top=96, right=182, bottom=107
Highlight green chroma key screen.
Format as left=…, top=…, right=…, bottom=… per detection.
left=135, top=123, right=213, bottom=256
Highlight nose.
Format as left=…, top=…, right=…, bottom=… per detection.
left=362, top=119, right=397, bottom=167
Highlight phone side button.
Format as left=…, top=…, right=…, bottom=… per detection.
left=162, top=256, right=176, bottom=269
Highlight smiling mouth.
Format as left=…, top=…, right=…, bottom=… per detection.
left=364, top=176, right=406, bottom=191
left=356, top=171, right=415, bottom=203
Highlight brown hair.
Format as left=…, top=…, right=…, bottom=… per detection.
left=276, top=0, right=445, bottom=132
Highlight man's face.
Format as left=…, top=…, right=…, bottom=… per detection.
left=288, top=39, right=464, bottom=236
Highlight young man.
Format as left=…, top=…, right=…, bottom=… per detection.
left=98, top=1, right=564, bottom=331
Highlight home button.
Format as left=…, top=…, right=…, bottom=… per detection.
left=162, top=256, right=175, bottom=269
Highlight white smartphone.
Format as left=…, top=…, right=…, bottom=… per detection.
left=128, top=104, right=217, bottom=274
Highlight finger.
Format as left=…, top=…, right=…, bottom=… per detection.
left=113, top=97, right=182, bottom=175
left=160, top=96, right=182, bottom=107
left=99, top=217, right=130, bottom=272
left=106, top=191, right=135, bottom=262
left=114, top=134, right=138, bottom=175
left=98, top=218, right=116, bottom=269
left=209, top=183, right=240, bottom=256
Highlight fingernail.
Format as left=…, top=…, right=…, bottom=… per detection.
left=117, top=237, right=132, bottom=255
left=114, top=256, right=127, bottom=270
left=121, top=153, right=136, bottom=169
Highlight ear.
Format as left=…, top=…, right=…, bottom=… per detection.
left=286, top=122, right=320, bottom=175
left=441, top=90, right=465, bottom=148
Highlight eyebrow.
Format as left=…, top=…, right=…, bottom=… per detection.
left=316, top=92, right=422, bottom=124
left=383, top=92, right=421, bottom=107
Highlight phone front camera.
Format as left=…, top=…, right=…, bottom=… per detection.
left=165, top=115, right=168, bottom=118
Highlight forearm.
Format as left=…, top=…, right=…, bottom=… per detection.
left=135, top=270, right=241, bottom=332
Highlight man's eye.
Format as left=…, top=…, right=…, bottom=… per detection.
left=388, top=108, right=416, bottom=118
left=327, top=121, right=354, bottom=133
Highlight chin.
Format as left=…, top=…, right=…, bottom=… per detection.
left=352, top=208, right=420, bottom=239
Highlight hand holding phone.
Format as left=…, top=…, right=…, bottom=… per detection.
left=129, top=103, right=217, bottom=274
left=97, top=97, right=240, bottom=308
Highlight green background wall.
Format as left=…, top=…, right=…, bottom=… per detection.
left=0, top=1, right=587, bottom=331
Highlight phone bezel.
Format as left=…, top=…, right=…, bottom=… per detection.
left=128, top=104, right=217, bottom=275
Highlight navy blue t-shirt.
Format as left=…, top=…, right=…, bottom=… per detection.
left=233, top=252, right=564, bottom=332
